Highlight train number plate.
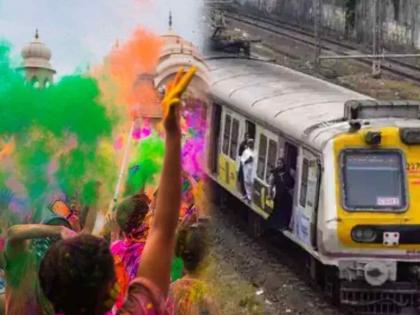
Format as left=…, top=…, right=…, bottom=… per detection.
left=377, top=197, right=400, bottom=206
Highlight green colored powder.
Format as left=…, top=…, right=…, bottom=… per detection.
left=125, top=134, right=164, bottom=196
left=0, top=41, right=118, bottom=221
left=171, top=256, right=184, bottom=282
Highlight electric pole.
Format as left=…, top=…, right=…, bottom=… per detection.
left=372, top=0, right=382, bottom=78
left=314, top=0, right=322, bottom=72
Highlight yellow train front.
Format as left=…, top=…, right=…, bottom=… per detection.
left=206, top=56, right=420, bottom=314
left=321, top=102, right=420, bottom=314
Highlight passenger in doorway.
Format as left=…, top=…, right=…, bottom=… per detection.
left=241, top=139, right=255, bottom=204
left=238, top=133, right=250, bottom=158
left=237, top=133, right=250, bottom=196
left=268, top=158, right=295, bottom=230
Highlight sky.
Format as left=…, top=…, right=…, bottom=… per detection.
left=0, top=0, right=204, bottom=76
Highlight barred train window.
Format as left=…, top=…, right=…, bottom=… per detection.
left=222, top=114, right=231, bottom=155
left=299, top=158, right=309, bottom=207
left=230, top=119, right=239, bottom=159
left=257, top=134, right=268, bottom=180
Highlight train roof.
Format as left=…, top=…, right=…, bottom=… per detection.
left=207, top=57, right=370, bottom=150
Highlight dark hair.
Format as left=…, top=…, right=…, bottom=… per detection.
left=39, top=234, right=116, bottom=315
left=116, top=193, right=150, bottom=235
left=175, top=223, right=209, bottom=273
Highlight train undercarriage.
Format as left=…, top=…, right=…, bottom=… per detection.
left=312, top=260, right=420, bottom=315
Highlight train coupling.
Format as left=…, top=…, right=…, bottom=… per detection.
left=339, top=260, right=397, bottom=286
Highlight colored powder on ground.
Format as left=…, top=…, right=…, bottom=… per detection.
left=0, top=41, right=117, bottom=222
left=125, top=134, right=164, bottom=195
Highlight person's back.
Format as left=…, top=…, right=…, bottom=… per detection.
left=4, top=243, right=51, bottom=315
left=170, top=276, right=213, bottom=315
left=4, top=216, right=75, bottom=315
left=110, top=193, right=152, bottom=310
left=170, top=223, right=218, bottom=315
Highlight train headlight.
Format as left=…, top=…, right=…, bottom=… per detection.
left=351, top=227, right=377, bottom=243
left=400, top=128, right=420, bottom=145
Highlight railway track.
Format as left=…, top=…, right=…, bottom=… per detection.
left=211, top=189, right=340, bottom=314
left=222, top=8, right=420, bottom=83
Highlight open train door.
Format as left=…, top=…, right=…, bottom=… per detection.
left=208, top=103, right=222, bottom=175
left=292, top=148, right=321, bottom=248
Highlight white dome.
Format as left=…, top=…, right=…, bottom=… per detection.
left=20, top=30, right=55, bottom=72
left=22, top=41, right=52, bottom=60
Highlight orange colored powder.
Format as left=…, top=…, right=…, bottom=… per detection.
left=94, top=28, right=163, bottom=120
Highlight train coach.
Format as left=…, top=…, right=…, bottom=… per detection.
left=205, top=56, right=420, bottom=314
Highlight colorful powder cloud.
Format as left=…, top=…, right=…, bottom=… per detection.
left=93, top=28, right=163, bottom=120
left=0, top=41, right=117, bottom=223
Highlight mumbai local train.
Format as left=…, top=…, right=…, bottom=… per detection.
left=205, top=56, right=420, bottom=314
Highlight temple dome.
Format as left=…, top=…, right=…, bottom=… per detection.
left=21, top=30, right=55, bottom=72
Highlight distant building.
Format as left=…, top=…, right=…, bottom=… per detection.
left=19, top=30, right=56, bottom=88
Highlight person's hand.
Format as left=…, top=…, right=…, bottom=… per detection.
left=60, top=226, right=77, bottom=240
left=162, top=66, right=197, bottom=134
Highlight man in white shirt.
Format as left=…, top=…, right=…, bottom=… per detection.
left=240, top=139, right=255, bottom=203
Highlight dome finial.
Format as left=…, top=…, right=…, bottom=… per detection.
left=35, top=29, right=39, bottom=40
left=168, top=11, right=173, bottom=30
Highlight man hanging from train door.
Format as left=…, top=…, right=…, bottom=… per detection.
left=268, top=158, right=295, bottom=230
left=241, top=138, right=255, bottom=203
left=237, top=133, right=250, bottom=197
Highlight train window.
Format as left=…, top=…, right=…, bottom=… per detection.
left=266, top=140, right=278, bottom=182
left=245, top=121, right=256, bottom=140
left=342, top=150, right=407, bottom=211
left=230, top=119, right=240, bottom=159
left=222, top=114, right=231, bottom=155
left=257, top=134, right=268, bottom=180
left=285, top=142, right=298, bottom=172
left=299, top=158, right=309, bottom=207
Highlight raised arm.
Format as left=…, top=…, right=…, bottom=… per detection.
left=137, top=67, right=196, bottom=295
left=6, top=224, right=75, bottom=258
left=80, top=181, right=101, bottom=234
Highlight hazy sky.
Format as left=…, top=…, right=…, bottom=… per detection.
left=0, top=0, right=204, bottom=76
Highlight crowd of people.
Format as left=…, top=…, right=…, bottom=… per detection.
left=0, top=67, right=219, bottom=315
